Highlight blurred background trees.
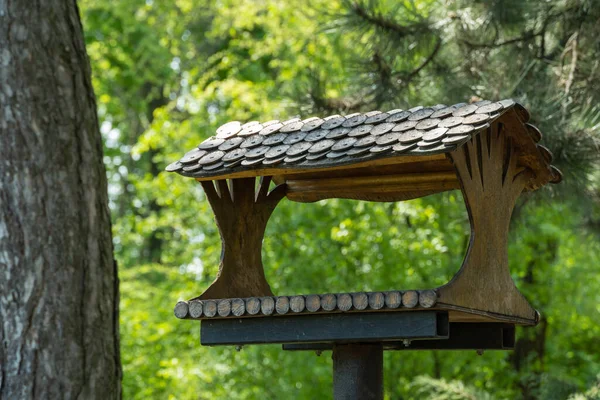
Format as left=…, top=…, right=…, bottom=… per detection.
left=80, top=0, right=599, bottom=398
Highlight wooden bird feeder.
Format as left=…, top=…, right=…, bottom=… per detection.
left=167, top=99, right=561, bottom=399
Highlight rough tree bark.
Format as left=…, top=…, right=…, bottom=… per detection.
left=0, top=1, right=122, bottom=399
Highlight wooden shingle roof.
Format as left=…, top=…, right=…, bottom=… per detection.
left=167, top=99, right=561, bottom=202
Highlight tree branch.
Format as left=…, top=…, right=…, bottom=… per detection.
left=461, top=30, right=541, bottom=49
left=308, top=88, right=367, bottom=114
left=395, top=37, right=442, bottom=85
left=563, top=30, right=579, bottom=98
left=458, top=6, right=576, bottom=51
left=347, top=1, right=429, bottom=37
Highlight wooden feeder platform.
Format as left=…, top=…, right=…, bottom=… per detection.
left=167, top=99, right=561, bottom=399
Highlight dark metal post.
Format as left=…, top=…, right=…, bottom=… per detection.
left=333, top=343, right=383, bottom=400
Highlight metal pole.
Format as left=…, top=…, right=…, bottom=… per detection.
left=332, top=343, right=383, bottom=400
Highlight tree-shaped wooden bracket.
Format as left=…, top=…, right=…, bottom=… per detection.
left=438, top=121, right=538, bottom=323
left=197, top=177, right=285, bottom=299
left=167, top=99, right=562, bottom=338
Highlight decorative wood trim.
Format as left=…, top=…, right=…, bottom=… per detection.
left=177, top=290, right=437, bottom=319
left=174, top=301, right=189, bottom=319
left=497, top=109, right=553, bottom=190
left=174, top=288, right=537, bottom=325
left=189, top=300, right=203, bottom=318
left=437, top=122, right=538, bottom=322
left=195, top=176, right=285, bottom=300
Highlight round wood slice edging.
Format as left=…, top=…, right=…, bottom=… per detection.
left=418, top=290, right=437, bottom=308
left=204, top=300, right=217, bottom=318
left=305, top=295, right=321, bottom=312
left=179, top=288, right=442, bottom=319
left=384, top=291, right=402, bottom=309
left=321, top=294, right=337, bottom=311
left=276, top=296, right=290, bottom=314
left=260, top=297, right=275, bottom=315
left=337, top=293, right=353, bottom=311
left=188, top=300, right=203, bottom=318
left=231, top=298, right=245, bottom=316
left=174, top=301, right=189, bottom=319
left=368, top=292, right=385, bottom=310
left=217, top=299, right=232, bottom=317
left=245, top=298, right=261, bottom=315
left=290, top=296, right=306, bottom=313
left=402, top=291, right=419, bottom=308
left=351, top=293, right=368, bottom=310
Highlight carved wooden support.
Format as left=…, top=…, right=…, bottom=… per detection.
left=197, top=176, right=286, bottom=299
left=438, top=122, right=538, bottom=323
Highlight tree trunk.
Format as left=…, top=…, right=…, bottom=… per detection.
left=0, top=1, right=122, bottom=399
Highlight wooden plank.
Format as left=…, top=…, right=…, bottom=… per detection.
left=282, top=323, right=515, bottom=351
left=200, top=311, right=448, bottom=346
left=285, top=171, right=460, bottom=202
left=287, top=188, right=451, bottom=203
left=279, top=156, right=452, bottom=181
left=287, top=171, right=458, bottom=192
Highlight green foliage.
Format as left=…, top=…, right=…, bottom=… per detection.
left=81, top=0, right=600, bottom=398
left=410, top=375, right=495, bottom=400
left=568, top=376, right=600, bottom=400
